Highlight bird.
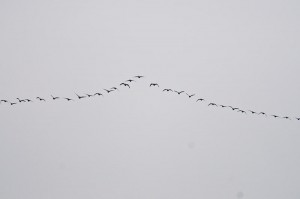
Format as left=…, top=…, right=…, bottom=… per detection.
left=229, top=106, right=239, bottom=111
left=282, top=116, right=291, bottom=120
left=219, top=105, right=227, bottom=108
left=75, top=93, right=86, bottom=99
left=134, top=75, right=144, bottom=78
left=271, top=115, right=280, bottom=118
left=238, top=110, right=247, bottom=114
left=150, top=83, right=159, bottom=87
left=86, top=93, right=94, bottom=97
left=258, top=112, right=267, bottom=116
left=186, top=93, right=195, bottom=98
left=163, top=89, right=173, bottom=92
left=248, top=110, right=257, bottom=114
left=174, top=91, right=185, bottom=95
left=126, top=79, right=135, bottom=82
left=16, top=98, right=26, bottom=103
left=196, top=98, right=205, bottom=102
left=111, top=87, right=118, bottom=91
left=51, top=95, right=59, bottom=100
left=208, top=103, right=218, bottom=107
left=94, top=92, right=103, bottom=96
left=120, top=83, right=130, bottom=88
left=104, top=89, right=114, bottom=93
left=64, top=98, right=73, bottom=101
left=295, top=117, right=300, bottom=121
left=25, top=99, right=33, bottom=102
left=1, top=100, right=8, bottom=103
left=10, top=102, right=17, bottom=105
left=36, top=97, right=46, bottom=101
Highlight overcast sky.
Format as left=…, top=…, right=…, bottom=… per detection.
left=1, top=0, right=300, bottom=198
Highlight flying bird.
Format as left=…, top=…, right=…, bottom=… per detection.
left=36, top=97, right=46, bottom=101
left=196, top=98, right=205, bottom=102
left=64, top=98, right=73, bottom=101
left=51, top=95, right=59, bottom=100
left=174, top=91, right=185, bottom=95
left=111, top=87, right=118, bottom=91
left=25, top=99, right=33, bottom=102
left=259, top=112, right=267, bottom=116
left=219, top=105, right=227, bottom=108
left=150, top=83, right=159, bottom=87
left=271, top=115, right=279, bottom=118
left=186, top=93, right=195, bottom=98
left=1, top=100, right=8, bottom=103
left=295, top=117, right=300, bottom=121
left=94, top=93, right=103, bottom=96
left=282, top=116, right=291, bottom=120
left=86, top=93, right=94, bottom=97
left=104, top=89, right=114, bottom=93
left=229, top=106, right=239, bottom=111
left=126, top=79, right=135, bottom=82
left=134, top=75, right=144, bottom=78
left=10, top=102, right=17, bottom=106
left=208, top=103, right=218, bottom=107
left=75, top=93, right=86, bottom=99
left=248, top=110, right=257, bottom=114
left=163, top=89, right=173, bottom=92
left=120, top=83, right=130, bottom=88
left=238, top=110, right=247, bottom=114
left=16, top=98, right=26, bottom=103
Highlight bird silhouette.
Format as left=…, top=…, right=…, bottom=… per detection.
left=64, top=98, right=73, bottom=101
left=163, top=89, right=173, bottom=92
left=271, top=115, right=279, bottom=118
left=248, top=110, right=257, bottom=114
left=208, top=103, right=218, bottom=107
left=186, top=93, right=195, bottom=98
left=174, top=91, right=185, bottom=95
left=126, top=79, right=135, bottom=82
left=1, top=100, right=8, bottom=103
left=282, top=116, right=291, bottom=120
left=16, top=98, right=26, bottom=103
left=229, top=106, right=239, bottom=111
left=134, top=75, right=144, bottom=78
left=259, top=112, right=267, bottom=116
left=25, top=99, right=33, bottom=102
left=150, top=83, right=159, bottom=87
left=238, top=110, right=247, bottom=114
left=296, top=117, right=300, bottom=121
left=94, top=93, right=103, bottom=96
left=75, top=93, right=86, bottom=99
left=86, top=93, right=93, bottom=97
left=104, top=89, right=114, bottom=93
left=51, top=95, right=60, bottom=100
left=219, top=105, right=227, bottom=108
left=10, top=102, right=17, bottom=105
left=111, top=87, right=118, bottom=91
left=196, top=98, right=205, bottom=102
left=36, top=97, right=46, bottom=101
left=120, top=83, right=130, bottom=88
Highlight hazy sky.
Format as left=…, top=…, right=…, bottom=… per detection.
left=1, top=0, right=300, bottom=198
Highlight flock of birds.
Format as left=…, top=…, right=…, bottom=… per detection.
left=1, top=75, right=299, bottom=122
left=149, top=82, right=300, bottom=122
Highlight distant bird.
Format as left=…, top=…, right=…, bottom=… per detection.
left=25, top=99, right=33, bottom=102
left=282, top=116, right=291, bottom=120
left=64, top=98, right=73, bottom=101
left=75, top=93, right=86, bottom=99
left=86, top=93, right=93, bottom=97
left=208, top=103, right=218, bottom=107
left=150, top=83, right=159, bottom=87
left=174, top=91, right=185, bottom=95
left=1, top=100, right=8, bottom=103
left=248, top=110, right=257, bottom=114
left=94, top=93, right=103, bottom=96
left=16, top=98, right=26, bottom=103
left=126, top=79, right=135, bottom=82
left=10, top=102, right=17, bottom=106
left=36, top=97, right=46, bottom=101
left=196, top=98, right=205, bottom=102
left=186, top=93, right=195, bottom=98
left=111, top=87, right=118, bottom=91
left=163, top=89, right=173, bottom=92
left=219, top=105, right=227, bottom=108
left=134, top=75, right=144, bottom=78
left=51, top=95, right=59, bottom=100
left=104, top=89, right=114, bottom=93
left=296, top=117, right=300, bottom=121
left=229, top=106, right=239, bottom=111
left=259, top=112, right=267, bottom=116
left=238, top=110, right=247, bottom=114
left=120, top=83, right=130, bottom=88
left=271, top=115, right=279, bottom=118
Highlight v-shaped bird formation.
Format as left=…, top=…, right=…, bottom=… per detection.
left=1, top=75, right=299, bottom=122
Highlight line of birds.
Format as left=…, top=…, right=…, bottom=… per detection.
left=149, top=83, right=300, bottom=121
left=0, top=75, right=144, bottom=106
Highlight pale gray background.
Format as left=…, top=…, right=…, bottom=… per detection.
left=1, top=0, right=300, bottom=198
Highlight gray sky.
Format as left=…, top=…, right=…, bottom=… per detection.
left=1, top=0, right=300, bottom=198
